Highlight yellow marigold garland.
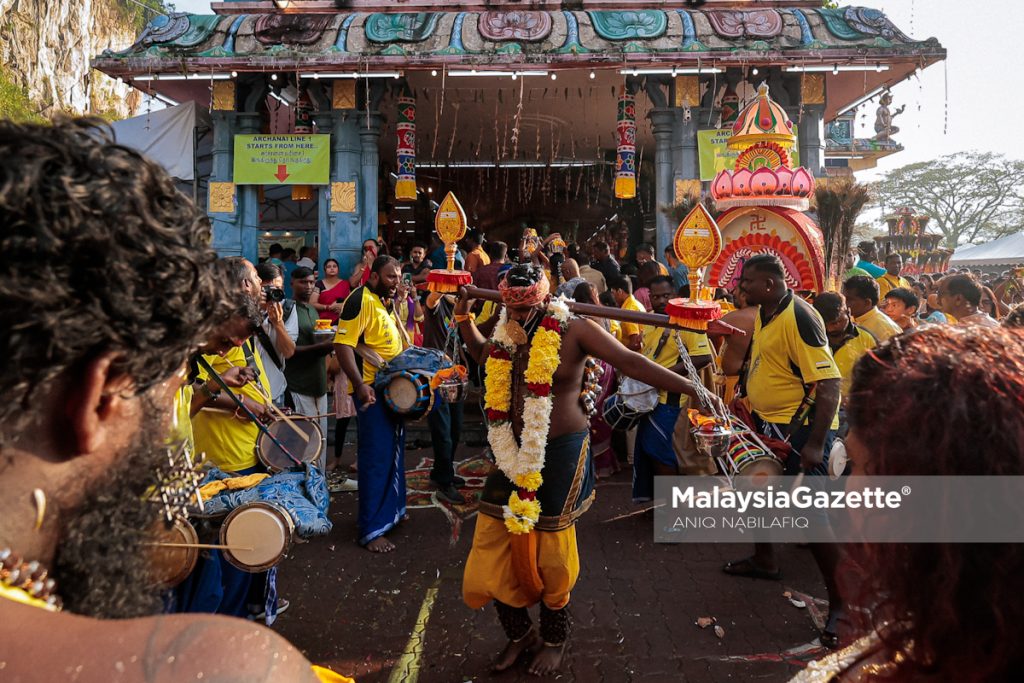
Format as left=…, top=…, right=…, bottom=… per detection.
left=484, top=301, right=571, bottom=534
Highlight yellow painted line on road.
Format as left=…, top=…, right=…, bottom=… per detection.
left=387, top=579, right=440, bottom=683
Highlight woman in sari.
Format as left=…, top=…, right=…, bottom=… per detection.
left=572, top=281, right=620, bottom=478
left=311, top=258, right=350, bottom=324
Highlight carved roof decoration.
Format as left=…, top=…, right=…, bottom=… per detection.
left=97, top=7, right=941, bottom=65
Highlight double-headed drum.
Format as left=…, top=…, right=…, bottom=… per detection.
left=602, top=378, right=658, bottom=430
left=256, top=417, right=323, bottom=472
left=147, top=518, right=200, bottom=588
left=382, top=370, right=435, bottom=421
left=220, top=501, right=295, bottom=572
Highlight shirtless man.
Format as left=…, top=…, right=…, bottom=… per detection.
left=456, top=264, right=719, bottom=676
left=716, top=288, right=757, bottom=402
left=0, top=118, right=342, bottom=682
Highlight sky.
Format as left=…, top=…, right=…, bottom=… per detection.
left=169, top=0, right=1021, bottom=181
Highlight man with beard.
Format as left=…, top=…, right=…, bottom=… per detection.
left=455, top=264, right=720, bottom=676
left=334, top=256, right=407, bottom=553
left=0, top=118, right=345, bottom=681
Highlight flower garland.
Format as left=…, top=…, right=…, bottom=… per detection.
left=484, top=298, right=571, bottom=534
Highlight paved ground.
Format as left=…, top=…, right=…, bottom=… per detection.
left=274, top=432, right=832, bottom=683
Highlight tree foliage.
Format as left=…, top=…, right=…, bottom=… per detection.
left=870, top=152, right=1024, bottom=248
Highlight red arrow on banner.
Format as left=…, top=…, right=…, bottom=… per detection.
left=274, top=164, right=290, bottom=182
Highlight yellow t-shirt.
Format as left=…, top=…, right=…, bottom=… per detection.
left=746, top=293, right=841, bottom=428
left=854, top=307, right=902, bottom=343
left=191, top=341, right=270, bottom=473
left=617, top=295, right=646, bottom=345
left=171, top=384, right=195, bottom=454
left=876, top=274, right=910, bottom=298
left=334, top=286, right=404, bottom=385
left=832, top=324, right=877, bottom=395
left=642, top=325, right=711, bottom=403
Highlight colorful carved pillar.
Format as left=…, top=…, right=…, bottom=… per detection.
left=395, top=88, right=417, bottom=201
left=326, top=91, right=363, bottom=276
left=615, top=88, right=637, bottom=200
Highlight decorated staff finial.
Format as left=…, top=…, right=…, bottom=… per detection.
left=426, top=191, right=473, bottom=294
left=665, top=202, right=724, bottom=332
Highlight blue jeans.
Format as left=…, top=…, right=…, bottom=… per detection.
left=427, top=398, right=463, bottom=487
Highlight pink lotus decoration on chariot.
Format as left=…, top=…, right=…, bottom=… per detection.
left=710, top=83, right=815, bottom=211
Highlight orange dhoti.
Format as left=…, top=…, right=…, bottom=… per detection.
left=462, top=428, right=592, bottom=647
left=463, top=515, right=579, bottom=610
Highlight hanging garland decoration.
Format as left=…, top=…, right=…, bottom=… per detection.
left=614, top=87, right=637, bottom=199
left=484, top=299, right=572, bottom=534
left=395, top=88, right=417, bottom=201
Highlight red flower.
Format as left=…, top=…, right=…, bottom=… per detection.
left=540, top=316, right=562, bottom=332
left=486, top=409, right=509, bottom=422
left=527, top=382, right=551, bottom=397
left=489, top=347, right=511, bottom=361
left=518, top=489, right=537, bottom=501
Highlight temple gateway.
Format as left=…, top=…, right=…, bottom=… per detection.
left=92, top=0, right=944, bottom=276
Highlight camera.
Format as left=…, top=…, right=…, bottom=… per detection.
left=262, top=285, right=285, bottom=303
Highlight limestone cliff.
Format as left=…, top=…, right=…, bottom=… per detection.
left=0, top=0, right=149, bottom=120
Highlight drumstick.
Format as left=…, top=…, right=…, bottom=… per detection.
left=146, top=542, right=255, bottom=551
left=249, top=383, right=311, bottom=444
left=195, top=357, right=303, bottom=467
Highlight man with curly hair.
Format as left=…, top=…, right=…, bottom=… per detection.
left=0, top=118, right=349, bottom=682
left=455, top=263, right=720, bottom=676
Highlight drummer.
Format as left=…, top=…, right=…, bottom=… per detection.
left=633, top=276, right=714, bottom=503
left=334, top=255, right=408, bottom=553
left=177, top=256, right=283, bottom=622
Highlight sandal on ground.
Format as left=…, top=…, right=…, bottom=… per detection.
left=722, top=557, right=782, bottom=580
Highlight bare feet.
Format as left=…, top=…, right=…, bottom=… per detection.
left=366, top=536, right=395, bottom=553
left=491, top=629, right=541, bottom=672
left=528, top=641, right=565, bottom=676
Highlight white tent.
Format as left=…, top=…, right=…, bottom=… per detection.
left=950, top=232, right=1024, bottom=268
left=110, top=101, right=212, bottom=196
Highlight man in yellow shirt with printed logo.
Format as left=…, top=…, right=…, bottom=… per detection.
left=726, top=255, right=845, bottom=649
left=633, top=276, right=714, bottom=501
left=334, top=255, right=407, bottom=554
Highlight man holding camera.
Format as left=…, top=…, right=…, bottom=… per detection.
left=285, top=266, right=335, bottom=471
left=255, top=262, right=297, bottom=406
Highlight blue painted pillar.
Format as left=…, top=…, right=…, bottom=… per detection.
left=649, top=108, right=675, bottom=255
left=235, top=113, right=261, bottom=262
left=325, top=109, right=364, bottom=276
left=799, top=105, right=826, bottom=178
left=358, top=112, right=383, bottom=248
left=209, top=111, right=240, bottom=256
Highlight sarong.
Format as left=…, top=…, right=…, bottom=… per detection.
left=355, top=395, right=406, bottom=545
left=633, top=402, right=681, bottom=502
left=464, top=430, right=592, bottom=610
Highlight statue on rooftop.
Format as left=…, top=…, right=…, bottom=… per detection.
left=872, top=91, right=905, bottom=142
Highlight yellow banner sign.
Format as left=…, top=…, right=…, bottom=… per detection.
left=698, top=127, right=799, bottom=181
left=233, top=135, right=330, bottom=185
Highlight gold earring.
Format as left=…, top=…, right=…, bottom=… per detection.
left=33, top=488, right=46, bottom=530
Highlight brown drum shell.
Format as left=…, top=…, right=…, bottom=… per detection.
left=219, top=501, right=295, bottom=573
left=256, top=417, right=323, bottom=472
left=148, top=518, right=199, bottom=588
